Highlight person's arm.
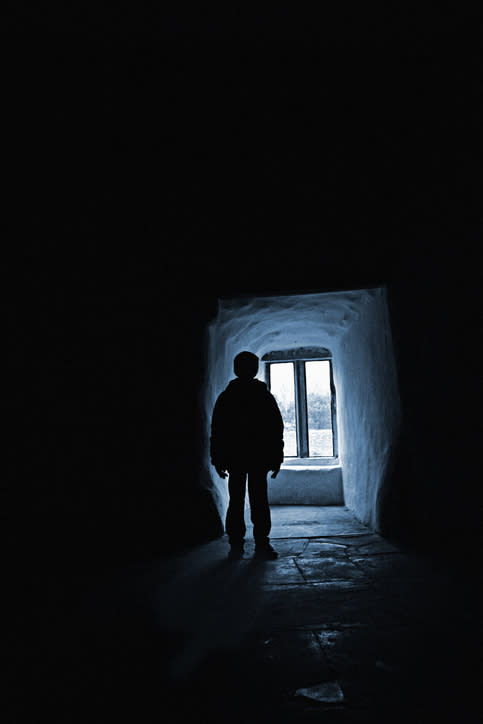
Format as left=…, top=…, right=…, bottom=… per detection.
left=210, top=394, right=228, bottom=478
left=267, top=392, right=284, bottom=478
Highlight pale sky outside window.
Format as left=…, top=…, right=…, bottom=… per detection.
left=269, top=362, right=297, bottom=456
left=306, top=360, right=333, bottom=456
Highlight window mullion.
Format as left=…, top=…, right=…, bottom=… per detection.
left=264, top=361, right=271, bottom=388
left=294, top=360, right=309, bottom=458
left=329, top=361, right=338, bottom=458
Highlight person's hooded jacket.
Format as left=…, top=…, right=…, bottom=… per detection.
left=210, top=377, right=284, bottom=471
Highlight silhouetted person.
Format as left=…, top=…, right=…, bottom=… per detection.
left=210, top=351, right=284, bottom=559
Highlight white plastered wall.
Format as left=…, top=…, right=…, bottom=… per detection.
left=335, top=289, right=401, bottom=528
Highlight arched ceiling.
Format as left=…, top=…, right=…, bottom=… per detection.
left=216, top=288, right=379, bottom=357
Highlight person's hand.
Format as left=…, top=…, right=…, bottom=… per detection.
left=271, top=465, right=281, bottom=479
left=215, top=467, right=227, bottom=479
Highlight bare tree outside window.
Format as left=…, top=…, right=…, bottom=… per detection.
left=269, top=362, right=297, bottom=456
left=305, top=360, right=334, bottom=456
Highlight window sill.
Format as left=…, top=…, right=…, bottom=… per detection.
left=282, top=457, right=340, bottom=468
left=270, top=460, right=343, bottom=504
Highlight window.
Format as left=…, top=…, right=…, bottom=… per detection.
left=263, top=348, right=338, bottom=460
left=269, top=362, right=297, bottom=456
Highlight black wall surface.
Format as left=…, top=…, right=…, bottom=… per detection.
left=5, top=28, right=479, bottom=572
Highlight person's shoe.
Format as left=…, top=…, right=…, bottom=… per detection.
left=227, top=544, right=244, bottom=560
left=254, top=543, right=278, bottom=560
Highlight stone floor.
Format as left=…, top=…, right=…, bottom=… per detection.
left=14, top=506, right=480, bottom=722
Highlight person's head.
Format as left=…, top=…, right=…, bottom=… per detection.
left=234, top=351, right=259, bottom=379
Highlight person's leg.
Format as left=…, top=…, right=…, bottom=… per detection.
left=247, top=468, right=271, bottom=546
left=248, top=468, right=277, bottom=558
left=225, top=469, right=247, bottom=547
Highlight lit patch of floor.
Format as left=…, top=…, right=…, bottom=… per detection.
left=262, top=504, right=369, bottom=538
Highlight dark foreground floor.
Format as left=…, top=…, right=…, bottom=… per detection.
left=11, top=507, right=481, bottom=723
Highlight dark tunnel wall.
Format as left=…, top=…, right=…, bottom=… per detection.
left=378, top=267, right=481, bottom=550
left=6, top=33, right=479, bottom=570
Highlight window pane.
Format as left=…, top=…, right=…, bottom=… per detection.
left=305, top=360, right=333, bottom=456
left=270, top=362, right=297, bottom=457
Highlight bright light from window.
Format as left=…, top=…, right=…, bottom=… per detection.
left=305, top=360, right=333, bottom=456
left=269, top=362, right=297, bottom=456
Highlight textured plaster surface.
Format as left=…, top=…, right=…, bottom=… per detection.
left=336, top=288, right=401, bottom=528
left=268, top=465, right=343, bottom=505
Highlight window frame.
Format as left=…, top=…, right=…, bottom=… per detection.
left=263, top=348, right=338, bottom=461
